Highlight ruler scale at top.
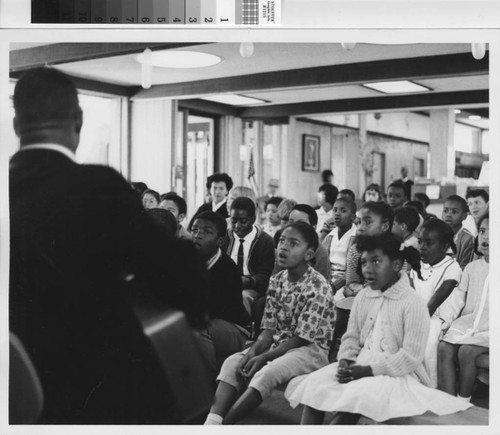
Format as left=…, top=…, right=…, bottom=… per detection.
left=32, top=0, right=281, bottom=24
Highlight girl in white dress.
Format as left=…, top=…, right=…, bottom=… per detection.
left=285, top=233, right=472, bottom=424
left=438, top=214, right=489, bottom=401
left=410, top=219, right=463, bottom=387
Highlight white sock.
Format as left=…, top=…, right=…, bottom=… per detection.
left=204, top=413, right=223, bottom=425
left=457, top=394, right=472, bottom=402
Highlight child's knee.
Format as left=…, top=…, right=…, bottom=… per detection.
left=457, top=345, right=478, bottom=363
left=438, top=341, right=456, bottom=360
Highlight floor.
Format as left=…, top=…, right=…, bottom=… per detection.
left=238, top=380, right=489, bottom=425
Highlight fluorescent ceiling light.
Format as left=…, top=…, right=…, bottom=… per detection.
left=201, top=94, right=267, bottom=106
left=454, top=109, right=461, bottom=114
left=468, top=115, right=482, bottom=120
left=363, top=80, right=431, bottom=94
left=136, top=50, right=222, bottom=68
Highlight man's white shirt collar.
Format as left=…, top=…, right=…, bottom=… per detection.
left=20, top=143, right=76, bottom=162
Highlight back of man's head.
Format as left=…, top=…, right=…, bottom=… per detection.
left=14, top=67, right=81, bottom=135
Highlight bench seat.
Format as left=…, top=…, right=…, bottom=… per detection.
left=383, top=406, right=488, bottom=425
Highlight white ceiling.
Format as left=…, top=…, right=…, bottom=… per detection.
left=9, top=42, right=489, bottom=128
left=15, top=42, right=475, bottom=86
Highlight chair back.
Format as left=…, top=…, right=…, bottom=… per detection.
left=9, top=332, right=44, bottom=424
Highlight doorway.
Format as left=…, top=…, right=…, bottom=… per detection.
left=179, top=114, right=215, bottom=221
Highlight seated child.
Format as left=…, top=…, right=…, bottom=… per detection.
left=338, top=188, right=356, bottom=202
left=442, top=194, right=475, bottom=269
left=392, top=206, right=420, bottom=250
left=438, top=214, right=489, bottom=401
left=204, top=222, right=335, bottom=425
left=273, top=204, right=331, bottom=281
left=322, top=197, right=357, bottom=296
left=262, top=197, right=283, bottom=237
left=316, top=184, right=339, bottom=238
left=412, top=192, right=437, bottom=221
left=147, top=208, right=178, bottom=237
left=410, top=219, right=463, bottom=387
left=362, top=183, right=383, bottom=203
left=386, top=181, right=408, bottom=212
left=159, top=192, right=191, bottom=240
left=141, top=188, right=160, bottom=209
left=285, top=233, right=472, bottom=424
left=223, top=197, right=275, bottom=315
left=272, top=198, right=298, bottom=247
left=191, top=212, right=252, bottom=378
left=331, top=201, right=394, bottom=357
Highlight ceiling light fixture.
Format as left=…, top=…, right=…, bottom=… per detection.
left=239, top=41, right=254, bottom=58
left=363, top=80, right=431, bottom=94
left=201, top=94, right=267, bottom=106
left=454, top=109, right=461, bottom=114
left=141, top=48, right=152, bottom=89
left=471, top=43, right=486, bottom=60
left=341, top=42, right=356, bottom=51
left=136, top=50, right=222, bottom=69
left=468, top=115, right=482, bottom=120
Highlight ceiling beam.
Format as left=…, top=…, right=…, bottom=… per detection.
left=178, top=99, right=240, bottom=117
left=10, top=42, right=207, bottom=72
left=238, top=90, right=489, bottom=119
left=9, top=69, right=136, bottom=97
left=133, top=52, right=489, bottom=99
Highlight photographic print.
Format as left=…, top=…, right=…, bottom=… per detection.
left=1, top=11, right=496, bottom=431
left=302, top=134, right=320, bottom=172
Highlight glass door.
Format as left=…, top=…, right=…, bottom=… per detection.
left=185, top=115, right=215, bottom=221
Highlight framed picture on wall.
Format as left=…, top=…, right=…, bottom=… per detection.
left=302, top=134, right=320, bottom=172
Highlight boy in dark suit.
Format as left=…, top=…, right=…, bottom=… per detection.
left=191, top=212, right=252, bottom=377
left=223, top=197, right=275, bottom=315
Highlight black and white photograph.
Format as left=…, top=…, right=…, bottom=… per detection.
left=302, top=134, right=320, bottom=172
left=0, top=2, right=498, bottom=432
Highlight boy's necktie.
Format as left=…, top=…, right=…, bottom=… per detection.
left=237, top=239, right=245, bottom=275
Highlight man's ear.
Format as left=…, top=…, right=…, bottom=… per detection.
left=178, top=213, right=186, bottom=223
left=13, top=116, right=19, bottom=136
left=250, top=215, right=257, bottom=225
left=304, top=248, right=315, bottom=262
left=400, top=222, right=408, bottom=232
left=74, top=108, right=83, bottom=134
left=216, top=236, right=225, bottom=248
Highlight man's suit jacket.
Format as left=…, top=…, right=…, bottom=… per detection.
left=10, top=148, right=208, bottom=424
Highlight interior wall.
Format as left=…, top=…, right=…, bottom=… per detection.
left=130, top=99, right=174, bottom=193
left=282, top=118, right=332, bottom=206
left=368, top=135, right=429, bottom=190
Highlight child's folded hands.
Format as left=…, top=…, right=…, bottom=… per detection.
left=337, top=361, right=373, bottom=383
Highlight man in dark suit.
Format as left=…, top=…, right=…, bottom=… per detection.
left=9, top=67, right=209, bottom=424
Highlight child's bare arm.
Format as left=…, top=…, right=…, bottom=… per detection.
left=428, top=279, right=458, bottom=316
left=247, top=329, right=274, bottom=357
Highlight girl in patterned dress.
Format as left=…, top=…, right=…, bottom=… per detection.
left=285, top=233, right=472, bottom=424
left=204, top=222, right=335, bottom=425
